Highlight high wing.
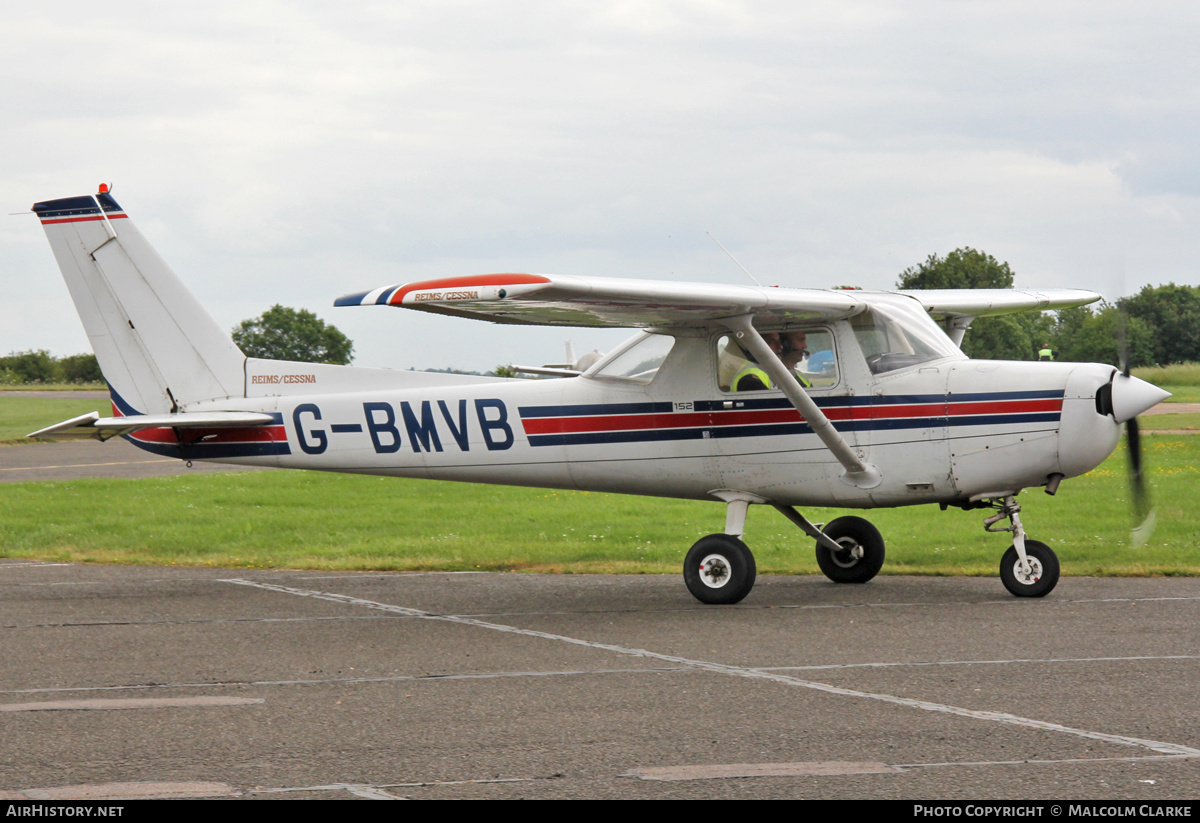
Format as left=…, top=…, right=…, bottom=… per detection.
left=335, top=274, right=862, bottom=328
left=901, top=287, right=1101, bottom=319
left=335, top=274, right=1100, bottom=329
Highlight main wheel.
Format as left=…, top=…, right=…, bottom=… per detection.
left=683, top=534, right=757, bottom=605
left=999, top=540, right=1059, bottom=598
left=815, top=516, right=885, bottom=584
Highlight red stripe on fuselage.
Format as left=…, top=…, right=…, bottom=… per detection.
left=128, top=426, right=287, bottom=445
left=519, top=398, right=1063, bottom=435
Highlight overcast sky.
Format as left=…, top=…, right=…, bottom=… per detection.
left=4, top=1, right=1198, bottom=372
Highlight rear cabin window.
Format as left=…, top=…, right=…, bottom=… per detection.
left=716, top=329, right=838, bottom=392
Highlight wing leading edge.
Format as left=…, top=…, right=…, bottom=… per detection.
left=336, top=273, right=1101, bottom=330
left=335, top=273, right=865, bottom=328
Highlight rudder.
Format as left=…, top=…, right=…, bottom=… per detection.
left=33, top=189, right=245, bottom=413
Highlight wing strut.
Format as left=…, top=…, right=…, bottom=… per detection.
left=727, top=315, right=881, bottom=489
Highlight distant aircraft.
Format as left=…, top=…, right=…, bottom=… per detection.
left=30, top=187, right=1168, bottom=604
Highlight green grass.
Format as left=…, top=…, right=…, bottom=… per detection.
left=1, top=436, right=1197, bottom=576
left=0, top=383, right=105, bottom=392
left=0, top=395, right=109, bottom=443
left=1134, top=362, right=1200, bottom=402
left=1142, top=413, right=1200, bottom=431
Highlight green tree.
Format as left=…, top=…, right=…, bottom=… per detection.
left=897, top=248, right=1045, bottom=360
left=1118, top=283, right=1200, bottom=366
left=0, top=350, right=64, bottom=384
left=59, top=353, right=103, bottom=384
left=232, top=305, right=354, bottom=364
left=1049, top=303, right=1154, bottom=367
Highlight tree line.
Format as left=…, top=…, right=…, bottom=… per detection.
left=0, top=306, right=354, bottom=386
left=0, top=350, right=102, bottom=385
left=899, top=248, right=1199, bottom=367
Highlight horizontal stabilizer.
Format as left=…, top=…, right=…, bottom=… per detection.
left=29, top=411, right=277, bottom=442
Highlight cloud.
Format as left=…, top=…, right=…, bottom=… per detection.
left=3, top=1, right=1198, bottom=371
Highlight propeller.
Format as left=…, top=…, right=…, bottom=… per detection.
left=1114, top=317, right=1159, bottom=546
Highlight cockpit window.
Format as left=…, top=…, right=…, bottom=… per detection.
left=851, top=298, right=962, bottom=374
left=716, top=329, right=838, bottom=392
left=592, top=332, right=676, bottom=383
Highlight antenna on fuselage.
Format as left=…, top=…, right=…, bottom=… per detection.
left=706, top=232, right=764, bottom=287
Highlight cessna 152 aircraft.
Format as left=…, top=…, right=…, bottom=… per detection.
left=29, top=187, right=1170, bottom=605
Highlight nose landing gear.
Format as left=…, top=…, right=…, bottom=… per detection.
left=984, top=495, right=1060, bottom=598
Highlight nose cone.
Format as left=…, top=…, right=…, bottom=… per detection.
left=1111, top=374, right=1171, bottom=423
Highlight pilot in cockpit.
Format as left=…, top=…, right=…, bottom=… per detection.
left=729, top=331, right=814, bottom=391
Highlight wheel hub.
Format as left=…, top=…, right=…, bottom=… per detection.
left=1013, top=556, right=1043, bottom=586
left=829, top=538, right=864, bottom=568
left=698, top=554, right=731, bottom=588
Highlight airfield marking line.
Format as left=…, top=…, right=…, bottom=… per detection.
left=0, top=667, right=692, bottom=697
left=7, top=654, right=1196, bottom=698
left=759, top=654, right=1200, bottom=672
left=0, top=696, right=263, bottom=711
left=294, top=571, right=488, bottom=579
left=251, top=777, right=536, bottom=796
left=0, top=562, right=73, bottom=568
left=225, top=578, right=1200, bottom=758
left=0, top=458, right=175, bottom=472
left=895, top=753, right=1198, bottom=770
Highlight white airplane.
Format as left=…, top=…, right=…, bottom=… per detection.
left=29, top=187, right=1170, bottom=604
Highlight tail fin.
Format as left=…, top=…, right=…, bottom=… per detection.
left=33, top=189, right=245, bottom=413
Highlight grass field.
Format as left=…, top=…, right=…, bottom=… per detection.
left=1, top=434, right=1196, bottom=577
left=1143, top=413, right=1200, bottom=431
left=1134, top=362, right=1200, bottom=403
left=2, top=385, right=1197, bottom=577
left=0, top=395, right=108, bottom=443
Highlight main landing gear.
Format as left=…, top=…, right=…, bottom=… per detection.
left=681, top=492, right=1060, bottom=604
left=681, top=496, right=888, bottom=605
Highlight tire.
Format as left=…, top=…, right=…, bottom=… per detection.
left=815, top=516, right=885, bottom=584
left=683, top=534, right=757, bottom=605
left=999, top=540, right=1060, bottom=598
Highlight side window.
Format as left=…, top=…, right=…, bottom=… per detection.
left=716, top=329, right=838, bottom=392
left=593, top=333, right=676, bottom=383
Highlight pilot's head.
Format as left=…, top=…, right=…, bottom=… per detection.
left=781, top=331, right=808, bottom=361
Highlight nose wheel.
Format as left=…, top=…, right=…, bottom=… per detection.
left=999, top=540, right=1060, bottom=598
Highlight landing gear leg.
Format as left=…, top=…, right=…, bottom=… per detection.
left=773, top=505, right=886, bottom=584
left=986, top=495, right=1060, bottom=598
left=683, top=492, right=763, bottom=604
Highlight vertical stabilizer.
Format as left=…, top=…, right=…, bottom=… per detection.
left=33, top=190, right=245, bottom=413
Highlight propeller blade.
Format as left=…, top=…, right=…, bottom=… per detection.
left=1115, top=311, right=1131, bottom=378
left=1127, top=415, right=1156, bottom=546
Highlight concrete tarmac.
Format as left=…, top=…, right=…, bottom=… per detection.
left=1, top=562, right=1197, bottom=800
left=0, top=440, right=267, bottom=483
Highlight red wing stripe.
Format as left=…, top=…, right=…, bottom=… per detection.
left=390, top=273, right=551, bottom=305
